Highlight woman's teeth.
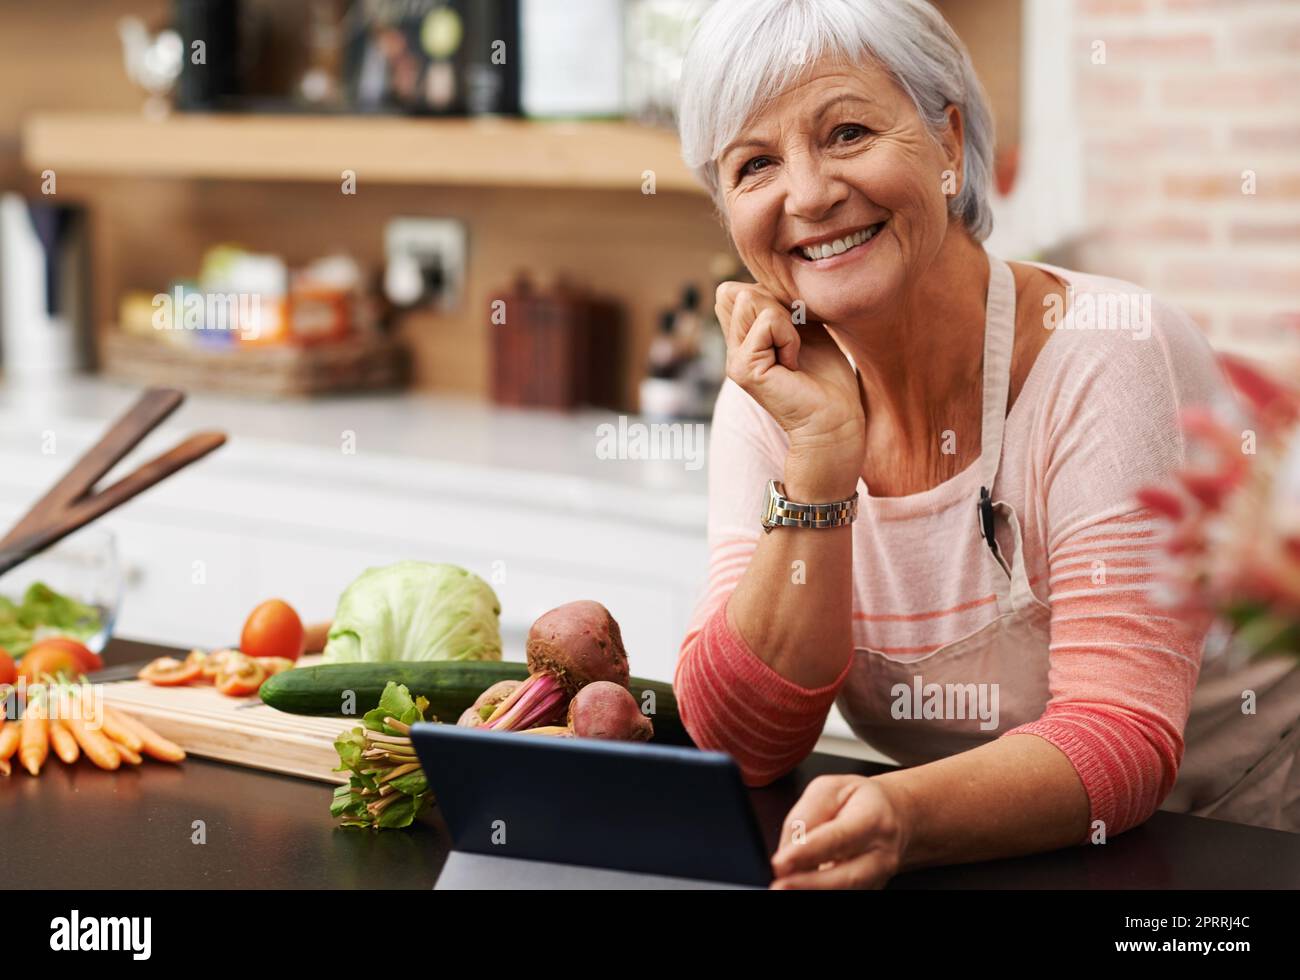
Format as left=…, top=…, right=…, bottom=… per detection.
left=798, top=223, right=884, bottom=261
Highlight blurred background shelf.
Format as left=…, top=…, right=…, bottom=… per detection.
left=100, top=329, right=409, bottom=397
left=23, top=112, right=702, bottom=194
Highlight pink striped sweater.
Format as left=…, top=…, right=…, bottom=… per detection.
left=675, top=263, right=1225, bottom=837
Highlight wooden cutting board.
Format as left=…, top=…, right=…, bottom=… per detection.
left=100, top=655, right=350, bottom=784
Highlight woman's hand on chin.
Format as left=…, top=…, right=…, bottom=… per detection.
left=716, top=281, right=866, bottom=500
left=769, top=775, right=910, bottom=890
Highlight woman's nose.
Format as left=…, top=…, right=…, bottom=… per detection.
left=782, top=154, right=850, bottom=222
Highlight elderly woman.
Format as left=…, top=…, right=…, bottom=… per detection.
left=674, top=0, right=1296, bottom=890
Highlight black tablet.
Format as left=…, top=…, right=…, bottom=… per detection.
left=411, top=723, right=773, bottom=887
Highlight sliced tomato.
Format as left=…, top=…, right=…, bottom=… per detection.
left=215, top=653, right=266, bottom=697
left=256, top=656, right=295, bottom=678
left=201, top=648, right=243, bottom=680
left=139, top=654, right=204, bottom=686
left=0, top=648, right=15, bottom=686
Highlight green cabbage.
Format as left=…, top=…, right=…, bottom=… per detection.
left=322, top=561, right=502, bottom=664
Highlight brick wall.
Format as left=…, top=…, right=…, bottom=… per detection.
left=1070, top=0, right=1300, bottom=367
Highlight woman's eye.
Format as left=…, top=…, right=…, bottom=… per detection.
left=832, top=124, right=868, bottom=144
left=739, top=156, right=773, bottom=178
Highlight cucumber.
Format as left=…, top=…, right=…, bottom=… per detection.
left=259, top=661, right=693, bottom=746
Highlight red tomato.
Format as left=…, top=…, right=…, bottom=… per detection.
left=139, top=655, right=202, bottom=686
left=18, top=643, right=80, bottom=683
left=30, top=637, right=103, bottom=674
left=0, top=648, right=15, bottom=686
left=240, top=600, right=304, bottom=662
left=215, top=653, right=266, bottom=697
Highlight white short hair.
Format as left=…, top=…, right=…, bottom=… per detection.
left=678, top=0, right=995, bottom=241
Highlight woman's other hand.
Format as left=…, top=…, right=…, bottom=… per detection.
left=716, top=282, right=866, bottom=500
left=769, top=775, right=910, bottom=889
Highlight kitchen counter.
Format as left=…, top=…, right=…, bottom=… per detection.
left=3, top=637, right=1297, bottom=890
left=0, top=375, right=710, bottom=528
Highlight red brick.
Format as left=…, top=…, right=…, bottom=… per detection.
left=1164, top=262, right=1300, bottom=294
left=1079, top=0, right=1147, bottom=15
left=1231, top=126, right=1300, bottom=151
left=1077, top=33, right=1216, bottom=65
left=1231, top=222, right=1300, bottom=243
left=1164, top=174, right=1240, bottom=199
left=1164, top=0, right=1291, bottom=12
left=1233, top=22, right=1300, bottom=59
left=1098, top=216, right=1214, bottom=243
left=1165, top=173, right=1300, bottom=199
left=1077, top=70, right=1148, bottom=114
left=1088, top=173, right=1158, bottom=208
left=1085, top=125, right=1214, bottom=157
left=1162, top=71, right=1300, bottom=109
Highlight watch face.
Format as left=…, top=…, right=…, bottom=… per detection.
left=760, top=480, right=780, bottom=527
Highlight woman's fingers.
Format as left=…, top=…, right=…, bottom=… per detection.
left=736, top=307, right=801, bottom=375
left=773, top=775, right=853, bottom=862
left=770, top=849, right=895, bottom=890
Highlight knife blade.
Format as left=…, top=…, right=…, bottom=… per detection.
left=86, top=660, right=153, bottom=684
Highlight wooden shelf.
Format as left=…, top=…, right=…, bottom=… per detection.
left=22, top=112, right=704, bottom=194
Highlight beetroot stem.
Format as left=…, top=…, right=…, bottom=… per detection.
left=484, top=673, right=567, bottom=731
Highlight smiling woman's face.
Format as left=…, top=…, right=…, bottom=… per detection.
left=718, top=59, right=964, bottom=324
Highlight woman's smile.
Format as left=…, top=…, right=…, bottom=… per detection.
left=788, top=219, right=889, bottom=269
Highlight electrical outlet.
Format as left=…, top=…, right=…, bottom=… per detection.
left=383, top=217, right=467, bottom=311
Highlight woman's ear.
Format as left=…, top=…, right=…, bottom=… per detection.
left=940, top=104, right=965, bottom=199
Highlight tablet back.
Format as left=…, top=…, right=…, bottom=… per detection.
left=411, top=723, right=772, bottom=886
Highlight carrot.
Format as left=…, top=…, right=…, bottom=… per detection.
left=0, top=720, right=19, bottom=762
left=50, top=719, right=80, bottom=765
left=107, top=708, right=185, bottom=763
left=98, top=709, right=143, bottom=752
left=63, top=714, right=120, bottom=771
left=113, top=740, right=143, bottom=766
left=0, top=757, right=9, bottom=777
left=20, top=698, right=48, bottom=776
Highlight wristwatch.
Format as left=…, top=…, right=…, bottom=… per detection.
left=760, top=479, right=859, bottom=533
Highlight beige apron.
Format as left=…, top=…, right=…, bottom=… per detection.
left=835, top=253, right=1300, bottom=833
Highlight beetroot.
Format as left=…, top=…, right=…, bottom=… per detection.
left=567, top=681, right=653, bottom=741
left=483, top=601, right=630, bottom=732
left=525, top=600, right=630, bottom=693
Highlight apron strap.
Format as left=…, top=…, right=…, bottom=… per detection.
left=977, top=253, right=1017, bottom=493
left=974, top=254, right=1039, bottom=610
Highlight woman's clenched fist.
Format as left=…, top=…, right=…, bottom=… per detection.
left=716, top=281, right=866, bottom=500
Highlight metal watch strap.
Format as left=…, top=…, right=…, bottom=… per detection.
left=760, top=479, right=859, bottom=533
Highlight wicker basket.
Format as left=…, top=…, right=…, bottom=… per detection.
left=100, top=330, right=408, bottom=397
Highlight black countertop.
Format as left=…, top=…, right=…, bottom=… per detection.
left=3, top=638, right=1297, bottom=889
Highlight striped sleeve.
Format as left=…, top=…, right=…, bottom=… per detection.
left=674, top=381, right=847, bottom=786
left=1003, top=508, right=1208, bottom=836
